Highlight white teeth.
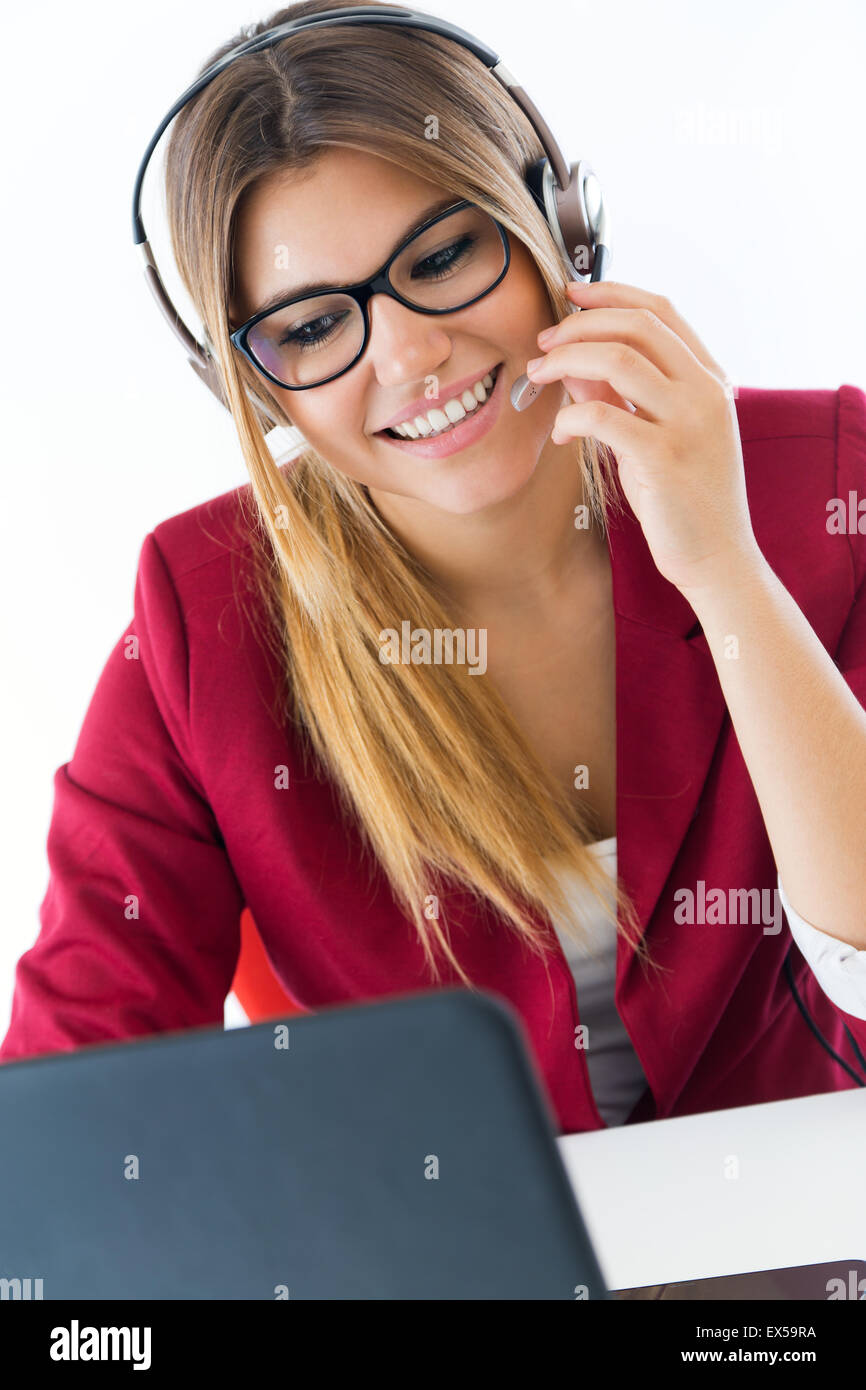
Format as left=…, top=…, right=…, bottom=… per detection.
left=389, top=367, right=498, bottom=439
left=426, top=407, right=451, bottom=433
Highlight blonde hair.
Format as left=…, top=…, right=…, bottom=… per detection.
left=164, top=0, right=663, bottom=995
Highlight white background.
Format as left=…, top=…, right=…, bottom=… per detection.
left=1, top=0, right=864, bottom=1033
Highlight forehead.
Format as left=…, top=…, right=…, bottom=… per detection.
left=230, top=147, right=449, bottom=323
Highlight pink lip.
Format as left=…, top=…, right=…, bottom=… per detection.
left=374, top=363, right=507, bottom=460
left=373, top=361, right=502, bottom=434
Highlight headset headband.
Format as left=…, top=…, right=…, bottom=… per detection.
left=131, top=4, right=609, bottom=454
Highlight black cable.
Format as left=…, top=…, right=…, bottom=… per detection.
left=842, top=1021, right=866, bottom=1076
left=784, top=945, right=866, bottom=1086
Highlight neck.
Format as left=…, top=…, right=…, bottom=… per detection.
left=367, top=440, right=608, bottom=621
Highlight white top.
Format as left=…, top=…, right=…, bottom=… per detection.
left=548, top=839, right=866, bottom=1127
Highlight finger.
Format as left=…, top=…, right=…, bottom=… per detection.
left=565, top=282, right=729, bottom=383
left=560, top=374, right=638, bottom=416
left=551, top=397, right=659, bottom=459
left=528, top=340, right=670, bottom=423
left=540, top=305, right=705, bottom=384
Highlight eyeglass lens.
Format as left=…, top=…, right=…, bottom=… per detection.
left=245, top=205, right=506, bottom=388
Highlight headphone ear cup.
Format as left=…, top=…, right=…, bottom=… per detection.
left=525, top=157, right=604, bottom=278
left=553, top=161, right=603, bottom=278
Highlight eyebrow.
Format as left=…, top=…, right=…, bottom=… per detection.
left=243, top=196, right=460, bottom=321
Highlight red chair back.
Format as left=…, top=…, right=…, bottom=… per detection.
left=230, top=908, right=305, bottom=1021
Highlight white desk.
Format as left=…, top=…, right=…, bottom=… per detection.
left=556, top=1087, right=866, bottom=1291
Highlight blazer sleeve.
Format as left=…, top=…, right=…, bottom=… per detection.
left=777, top=384, right=866, bottom=1055
left=0, top=531, right=245, bottom=1065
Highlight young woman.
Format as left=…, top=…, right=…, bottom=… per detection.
left=2, top=0, right=865, bottom=1137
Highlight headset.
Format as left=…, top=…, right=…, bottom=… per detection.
left=131, top=4, right=866, bottom=1090
left=131, top=3, right=610, bottom=464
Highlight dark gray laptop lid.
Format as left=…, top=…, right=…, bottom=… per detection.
left=0, top=987, right=609, bottom=1299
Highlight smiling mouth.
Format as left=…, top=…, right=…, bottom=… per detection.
left=376, top=363, right=503, bottom=441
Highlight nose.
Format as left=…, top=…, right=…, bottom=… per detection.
left=365, top=291, right=453, bottom=388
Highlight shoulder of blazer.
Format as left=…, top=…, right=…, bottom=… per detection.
left=148, top=474, right=266, bottom=587
left=733, top=383, right=839, bottom=443
left=732, top=384, right=866, bottom=641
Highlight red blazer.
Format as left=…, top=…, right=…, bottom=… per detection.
left=3, top=384, right=865, bottom=1135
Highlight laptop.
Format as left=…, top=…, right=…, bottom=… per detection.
left=0, top=987, right=609, bottom=1299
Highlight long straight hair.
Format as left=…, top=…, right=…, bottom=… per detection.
left=163, top=0, right=662, bottom=992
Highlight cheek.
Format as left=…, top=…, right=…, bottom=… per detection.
left=526, top=382, right=569, bottom=443
left=276, top=385, right=364, bottom=450
left=284, top=395, right=389, bottom=487
left=503, top=243, right=557, bottom=323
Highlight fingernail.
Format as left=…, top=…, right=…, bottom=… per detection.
left=526, top=356, right=544, bottom=372
left=537, top=327, right=556, bottom=345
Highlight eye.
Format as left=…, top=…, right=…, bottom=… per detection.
left=411, top=234, right=477, bottom=281
left=279, top=310, right=351, bottom=350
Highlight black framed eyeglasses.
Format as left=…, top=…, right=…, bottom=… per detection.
left=229, top=200, right=511, bottom=391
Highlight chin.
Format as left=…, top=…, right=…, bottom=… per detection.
left=417, top=456, right=540, bottom=516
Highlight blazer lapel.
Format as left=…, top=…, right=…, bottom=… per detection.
left=604, top=483, right=729, bottom=989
